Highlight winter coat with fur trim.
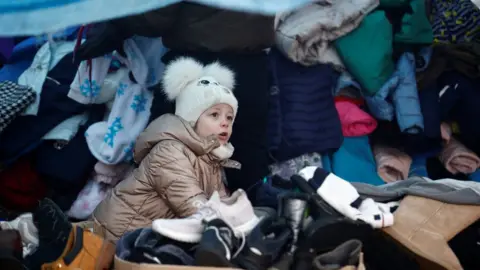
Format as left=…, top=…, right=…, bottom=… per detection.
left=93, top=114, right=240, bottom=242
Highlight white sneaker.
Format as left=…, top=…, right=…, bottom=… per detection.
left=152, top=189, right=259, bottom=243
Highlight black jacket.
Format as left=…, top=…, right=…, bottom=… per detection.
left=77, top=2, right=274, bottom=60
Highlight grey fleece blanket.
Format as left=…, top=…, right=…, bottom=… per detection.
left=353, top=176, right=480, bottom=205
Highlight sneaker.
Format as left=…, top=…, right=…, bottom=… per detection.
left=133, top=228, right=195, bottom=266
left=194, top=218, right=243, bottom=267
left=152, top=189, right=259, bottom=243
left=233, top=215, right=293, bottom=270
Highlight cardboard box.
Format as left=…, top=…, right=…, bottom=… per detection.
left=114, top=255, right=242, bottom=270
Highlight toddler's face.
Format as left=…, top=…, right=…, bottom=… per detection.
left=195, top=103, right=234, bottom=145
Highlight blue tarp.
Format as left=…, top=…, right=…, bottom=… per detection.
left=0, top=0, right=312, bottom=36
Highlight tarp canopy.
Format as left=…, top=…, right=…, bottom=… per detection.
left=0, top=0, right=312, bottom=36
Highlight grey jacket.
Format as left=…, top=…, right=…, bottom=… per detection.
left=353, top=176, right=480, bottom=205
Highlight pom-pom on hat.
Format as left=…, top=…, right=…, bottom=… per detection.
left=162, top=57, right=238, bottom=123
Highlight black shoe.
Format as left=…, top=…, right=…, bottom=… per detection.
left=312, top=239, right=364, bottom=270
left=194, top=218, right=242, bottom=268
left=277, top=192, right=309, bottom=252
left=131, top=228, right=196, bottom=265
left=300, top=215, right=372, bottom=253
left=25, top=198, right=73, bottom=270
left=233, top=216, right=293, bottom=270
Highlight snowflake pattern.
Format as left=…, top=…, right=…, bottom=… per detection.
left=103, top=117, right=124, bottom=147
left=130, top=93, right=147, bottom=113
left=79, top=79, right=100, bottom=98
left=124, top=141, right=135, bottom=161
left=117, top=83, right=128, bottom=96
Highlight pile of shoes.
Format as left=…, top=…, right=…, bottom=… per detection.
left=115, top=180, right=372, bottom=270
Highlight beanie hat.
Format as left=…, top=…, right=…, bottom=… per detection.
left=162, top=57, right=238, bottom=123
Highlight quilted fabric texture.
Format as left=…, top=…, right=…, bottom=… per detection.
left=0, top=81, right=36, bottom=133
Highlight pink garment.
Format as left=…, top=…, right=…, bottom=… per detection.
left=93, top=162, right=134, bottom=186
left=335, top=100, right=377, bottom=137
left=373, top=145, right=412, bottom=183
left=67, top=180, right=109, bottom=220
left=439, top=123, right=480, bottom=174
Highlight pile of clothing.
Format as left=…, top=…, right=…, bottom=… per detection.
left=270, top=0, right=480, bottom=185
left=0, top=0, right=480, bottom=269
left=2, top=167, right=480, bottom=269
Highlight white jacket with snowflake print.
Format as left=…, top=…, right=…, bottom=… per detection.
left=68, top=37, right=167, bottom=164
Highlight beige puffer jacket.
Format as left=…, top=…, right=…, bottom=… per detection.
left=93, top=114, right=240, bottom=242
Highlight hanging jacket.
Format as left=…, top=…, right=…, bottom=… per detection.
left=76, top=2, right=274, bottom=60
left=93, top=114, right=240, bottom=241
left=267, top=48, right=343, bottom=162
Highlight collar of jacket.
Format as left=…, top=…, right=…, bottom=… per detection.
left=134, top=114, right=241, bottom=169
left=201, top=136, right=241, bottom=169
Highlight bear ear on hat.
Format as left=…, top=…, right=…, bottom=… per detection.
left=203, top=62, right=235, bottom=90
left=162, top=57, right=204, bottom=101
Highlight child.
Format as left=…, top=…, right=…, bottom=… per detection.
left=93, top=57, right=241, bottom=242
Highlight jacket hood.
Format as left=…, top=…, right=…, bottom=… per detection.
left=133, top=114, right=220, bottom=163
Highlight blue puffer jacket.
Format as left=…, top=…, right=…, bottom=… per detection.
left=340, top=52, right=424, bottom=134
left=267, top=48, right=343, bottom=162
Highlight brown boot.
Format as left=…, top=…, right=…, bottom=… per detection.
left=41, top=225, right=116, bottom=270
left=382, top=195, right=480, bottom=270
left=312, top=239, right=366, bottom=270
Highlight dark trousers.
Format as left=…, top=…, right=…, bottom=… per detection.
left=149, top=50, right=270, bottom=192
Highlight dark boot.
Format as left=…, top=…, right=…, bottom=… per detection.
left=291, top=171, right=372, bottom=253
left=24, top=198, right=73, bottom=270
left=290, top=174, right=342, bottom=219
left=301, top=215, right=372, bottom=254
left=194, top=218, right=242, bottom=268
left=313, top=239, right=365, bottom=270
left=233, top=216, right=292, bottom=270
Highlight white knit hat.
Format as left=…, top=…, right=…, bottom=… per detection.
left=162, top=57, right=238, bottom=123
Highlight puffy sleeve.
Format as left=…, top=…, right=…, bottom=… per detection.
left=217, top=169, right=229, bottom=199
left=144, top=141, right=207, bottom=217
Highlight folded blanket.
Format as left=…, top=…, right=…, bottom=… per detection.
left=335, top=100, right=377, bottom=137
left=373, top=145, right=412, bottom=182
left=439, top=122, right=480, bottom=174
left=275, top=0, right=378, bottom=67
left=439, top=137, right=480, bottom=175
